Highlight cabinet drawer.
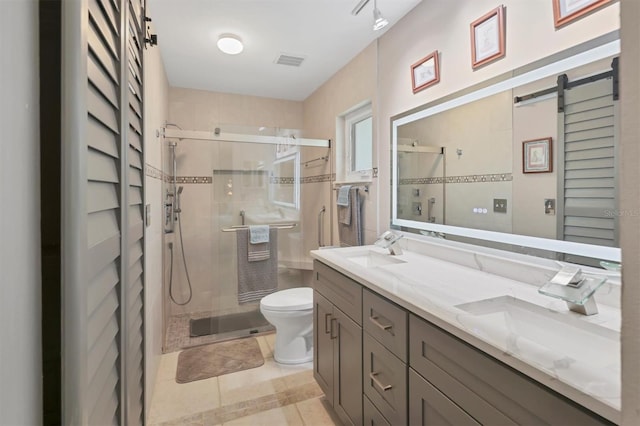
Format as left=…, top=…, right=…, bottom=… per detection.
left=363, top=288, right=408, bottom=362
left=364, top=395, right=391, bottom=426
left=409, top=368, right=479, bottom=426
left=363, top=333, right=407, bottom=426
left=409, top=314, right=613, bottom=425
left=314, top=260, right=362, bottom=325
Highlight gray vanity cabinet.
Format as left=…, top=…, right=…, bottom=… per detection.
left=313, top=260, right=613, bottom=426
left=409, top=314, right=614, bottom=426
left=313, top=260, right=363, bottom=426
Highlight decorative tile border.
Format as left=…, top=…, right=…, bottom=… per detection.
left=400, top=173, right=512, bottom=185
left=270, top=177, right=295, bottom=184
left=147, top=168, right=337, bottom=185
left=175, top=176, right=213, bottom=184
left=144, top=163, right=163, bottom=180
left=301, top=173, right=333, bottom=184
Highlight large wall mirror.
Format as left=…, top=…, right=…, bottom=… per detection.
left=391, top=36, right=621, bottom=264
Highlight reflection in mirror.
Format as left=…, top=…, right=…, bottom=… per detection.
left=270, top=153, right=300, bottom=209
left=392, top=39, right=621, bottom=264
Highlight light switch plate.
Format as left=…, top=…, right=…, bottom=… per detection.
left=493, top=198, right=507, bottom=213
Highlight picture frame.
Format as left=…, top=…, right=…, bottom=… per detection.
left=411, top=51, right=440, bottom=93
left=523, top=137, right=553, bottom=174
left=552, top=0, right=612, bottom=28
left=470, top=5, right=506, bottom=69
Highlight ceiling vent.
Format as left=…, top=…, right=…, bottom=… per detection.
left=275, top=54, right=305, bottom=67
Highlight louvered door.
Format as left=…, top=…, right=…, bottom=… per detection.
left=557, top=71, right=618, bottom=264
left=62, top=0, right=145, bottom=424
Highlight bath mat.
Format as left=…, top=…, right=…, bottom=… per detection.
left=175, top=337, right=264, bottom=383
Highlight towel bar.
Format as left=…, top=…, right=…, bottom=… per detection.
left=221, top=223, right=297, bottom=232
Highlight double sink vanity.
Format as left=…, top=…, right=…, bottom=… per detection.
left=310, top=235, right=620, bottom=425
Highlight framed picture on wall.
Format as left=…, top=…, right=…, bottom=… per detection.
left=470, top=5, right=506, bottom=69
left=411, top=51, right=440, bottom=93
left=552, top=0, right=612, bottom=28
left=523, top=137, right=553, bottom=173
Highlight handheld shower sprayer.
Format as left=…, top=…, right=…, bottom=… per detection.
left=175, top=185, right=184, bottom=214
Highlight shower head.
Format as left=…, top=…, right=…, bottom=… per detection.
left=177, top=186, right=184, bottom=195
left=168, top=141, right=177, bottom=148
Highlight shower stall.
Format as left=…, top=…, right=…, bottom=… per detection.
left=161, top=125, right=332, bottom=352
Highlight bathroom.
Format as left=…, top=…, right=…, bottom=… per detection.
left=6, top=0, right=640, bottom=425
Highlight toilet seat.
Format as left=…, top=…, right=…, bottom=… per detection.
left=260, top=287, right=313, bottom=311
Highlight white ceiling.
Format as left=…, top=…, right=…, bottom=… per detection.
left=148, top=0, right=422, bottom=101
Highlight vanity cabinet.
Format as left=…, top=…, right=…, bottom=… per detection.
left=409, top=314, right=614, bottom=426
left=313, top=260, right=363, bottom=426
left=313, top=260, right=614, bottom=426
left=362, top=289, right=408, bottom=425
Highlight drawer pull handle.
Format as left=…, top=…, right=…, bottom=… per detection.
left=369, top=372, right=393, bottom=391
left=330, top=318, right=338, bottom=340
left=369, top=316, right=392, bottom=331
left=324, top=313, right=332, bottom=334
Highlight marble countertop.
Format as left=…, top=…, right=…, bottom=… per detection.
left=310, top=240, right=621, bottom=424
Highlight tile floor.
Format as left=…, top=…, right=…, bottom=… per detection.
left=148, top=333, right=341, bottom=425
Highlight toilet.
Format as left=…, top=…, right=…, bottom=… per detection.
left=260, top=287, right=314, bottom=364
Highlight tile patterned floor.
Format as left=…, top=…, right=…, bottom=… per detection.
left=148, top=333, right=341, bottom=426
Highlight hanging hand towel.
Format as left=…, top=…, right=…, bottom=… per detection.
left=336, top=185, right=351, bottom=206
left=248, top=225, right=270, bottom=262
left=337, top=185, right=352, bottom=225
left=338, top=187, right=363, bottom=247
left=249, top=225, right=270, bottom=244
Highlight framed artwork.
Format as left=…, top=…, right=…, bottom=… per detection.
left=470, top=5, right=506, bottom=69
left=523, top=137, right=553, bottom=173
left=411, top=51, right=440, bottom=93
left=553, top=0, right=612, bottom=28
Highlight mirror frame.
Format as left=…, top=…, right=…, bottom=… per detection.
left=391, top=34, right=621, bottom=262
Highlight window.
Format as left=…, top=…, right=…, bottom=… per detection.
left=341, top=103, right=373, bottom=181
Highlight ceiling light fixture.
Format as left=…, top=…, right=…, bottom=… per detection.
left=217, top=34, right=243, bottom=55
left=372, top=0, right=388, bottom=31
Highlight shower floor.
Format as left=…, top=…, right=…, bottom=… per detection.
left=190, top=310, right=272, bottom=337
left=164, top=309, right=274, bottom=353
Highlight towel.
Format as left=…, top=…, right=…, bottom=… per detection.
left=338, top=187, right=363, bottom=247
left=236, top=228, right=278, bottom=304
left=249, top=225, right=270, bottom=244
left=337, top=185, right=351, bottom=206
left=337, top=186, right=352, bottom=225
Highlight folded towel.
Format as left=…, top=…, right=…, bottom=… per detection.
left=337, top=185, right=351, bottom=206
left=249, top=225, right=270, bottom=244
left=236, top=228, right=278, bottom=304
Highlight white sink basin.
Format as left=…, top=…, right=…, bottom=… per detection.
left=455, top=296, right=619, bottom=369
left=345, top=250, right=407, bottom=268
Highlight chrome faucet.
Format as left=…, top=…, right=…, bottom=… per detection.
left=375, top=231, right=404, bottom=255
left=539, top=266, right=604, bottom=316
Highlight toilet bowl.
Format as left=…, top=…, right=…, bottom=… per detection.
left=260, top=287, right=313, bottom=364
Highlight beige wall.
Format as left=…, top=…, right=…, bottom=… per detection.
left=0, top=0, right=42, bottom=423
left=377, top=0, right=620, bottom=233
left=303, top=42, right=379, bottom=244
left=143, top=15, right=170, bottom=419
left=619, top=1, right=640, bottom=424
